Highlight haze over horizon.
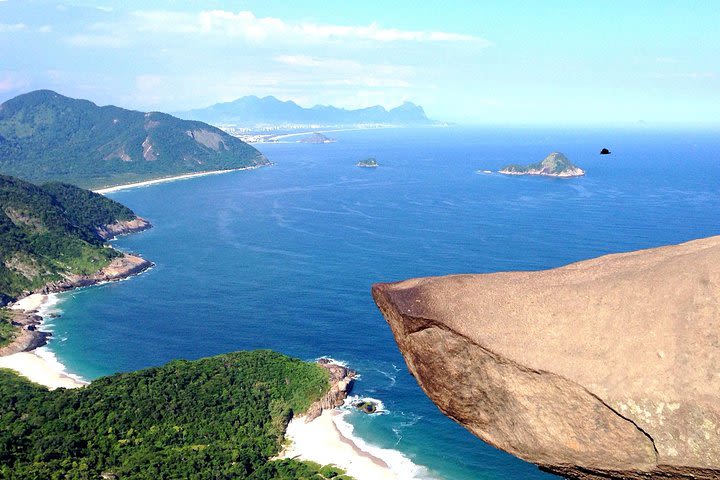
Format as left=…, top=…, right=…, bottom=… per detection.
left=1, top=0, right=718, bottom=126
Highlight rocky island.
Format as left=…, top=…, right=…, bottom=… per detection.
left=356, top=158, right=379, bottom=168
left=499, top=152, right=585, bottom=177
left=372, top=235, right=720, bottom=479
left=298, top=132, right=336, bottom=144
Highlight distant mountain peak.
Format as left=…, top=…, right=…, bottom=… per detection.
left=174, top=95, right=435, bottom=127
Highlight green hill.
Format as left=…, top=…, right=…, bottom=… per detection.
left=0, top=350, right=351, bottom=479
left=0, top=174, right=145, bottom=303
left=0, top=90, right=270, bottom=188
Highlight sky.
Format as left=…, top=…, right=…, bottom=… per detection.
left=0, top=0, right=718, bottom=125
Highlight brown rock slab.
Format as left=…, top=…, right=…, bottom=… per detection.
left=372, top=236, right=720, bottom=479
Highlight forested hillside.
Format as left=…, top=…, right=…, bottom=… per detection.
left=0, top=175, right=143, bottom=303
left=0, top=350, right=351, bottom=479
left=0, top=90, right=270, bottom=188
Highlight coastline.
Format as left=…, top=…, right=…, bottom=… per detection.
left=0, top=253, right=153, bottom=389
left=0, top=293, right=85, bottom=389
left=94, top=165, right=265, bottom=194
left=281, top=410, right=398, bottom=480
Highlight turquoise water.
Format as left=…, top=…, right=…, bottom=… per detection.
left=46, top=126, right=720, bottom=479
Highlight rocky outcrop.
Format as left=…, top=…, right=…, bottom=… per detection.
left=304, top=359, right=356, bottom=422
left=372, top=235, right=720, bottom=479
left=0, top=310, right=51, bottom=355
left=95, top=217, right=152, bottom=240
left=38, top=254, right=152, bottom=294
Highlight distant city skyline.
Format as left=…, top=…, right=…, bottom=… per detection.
left=0, top=0, right=718, bottom=125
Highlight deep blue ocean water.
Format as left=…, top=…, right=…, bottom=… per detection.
left=45, top=126, right=720, bottom=479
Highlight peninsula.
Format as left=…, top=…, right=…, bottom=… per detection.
left=499, top=152, right=585, bottom=177
left=372, top=235, right=720, bottom=479
left=0, top=350, right=357, bottom=478
left=0, top=174, right=152, bottom=356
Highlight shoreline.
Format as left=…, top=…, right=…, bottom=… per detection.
left=281, top=409, right=431, bottom=480
left=0, top=293, right=85, bottom=389
left=94, top=165, right=265, bottom=194
left=281, top=410, right=397, bottom=480
left=0, top=253, right=153, bottom=389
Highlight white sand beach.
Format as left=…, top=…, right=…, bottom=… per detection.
left=10, top=293, right=48, bottom=312
left=282, top=410, right=399, bottom=480
left=0, top=351, right=85, bottom=390
left=93, top=167, right=258, bottom=194
left=1, top=293, right=86, bottom=390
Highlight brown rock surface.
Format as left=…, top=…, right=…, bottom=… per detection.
left=372, top=236, right=720, bottom=479
left=38, top=253, right=152, bottom=294
left=304, top=359, right=356, bottom=422
left=95, top=217, right=152, bottom=240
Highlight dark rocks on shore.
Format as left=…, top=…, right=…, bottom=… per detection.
left=353, top=399, right=378, bottom=414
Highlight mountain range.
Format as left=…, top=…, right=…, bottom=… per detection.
left=174, top=96, right=435, bottom=127
left=0, top=90, right=269, bottom=188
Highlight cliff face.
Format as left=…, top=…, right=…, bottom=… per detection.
left=38, top=254, right=152, bottom=294
left=372, top=236, right=720, bottom=479
left=95, top=217, right=152, bottom=240
left=304, top=359, right=356, bottom=421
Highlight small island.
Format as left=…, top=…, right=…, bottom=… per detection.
left=600, top=148, right=611, bottom=155
left=352, top=398, right=380, bottom=414
left=298, top=132, right=336, bottom=144
left=356, top=158, right=379, bottom=168
left=499, top=152, right=585, bottom=178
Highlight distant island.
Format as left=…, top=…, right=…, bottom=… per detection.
left=0, top=90, right=270, bottom=188
left=499, top=152, right=585, bottom=177
left=600, top=148, right=611, bottom=155
left=173, top=95, right=438, bottom=129
left=356, top=158, right=379, bottom=168
left=299, top=132, right=336, bottom=144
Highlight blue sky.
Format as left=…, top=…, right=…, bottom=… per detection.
left=1, top=0, right=718, bottom=125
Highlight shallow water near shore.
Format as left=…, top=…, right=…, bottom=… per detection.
left=46, top=126, right=720, bottom=479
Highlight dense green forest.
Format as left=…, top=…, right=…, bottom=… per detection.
left=0, top=350, right=351, bottom=479
left=0, top=90, right=270, bottom=188
left=0, top=175, right=142, bottom=303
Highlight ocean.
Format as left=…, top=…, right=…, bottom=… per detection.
left=41, top=126, right=720, bottom=479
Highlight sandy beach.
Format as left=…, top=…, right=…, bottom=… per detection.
left=282, top=410, right=399, bottom=480
left=0, top=351, right=85, bottom=390
left=1, top=293, right=86, bottom=390
left=94, top=167, right=260, bottom=194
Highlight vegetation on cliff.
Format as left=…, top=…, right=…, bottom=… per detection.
left=0, top=175, right=144, bottom=302
left=0, top=350, right=354, bottom=479
left=0, top=90, right=270, bottom=188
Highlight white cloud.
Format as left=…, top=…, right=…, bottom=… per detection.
left=38, top=25, right=53, bottom=33
left=132, top=10, right=489, bottom=45
left=0, top=23, right=26, bottom=32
